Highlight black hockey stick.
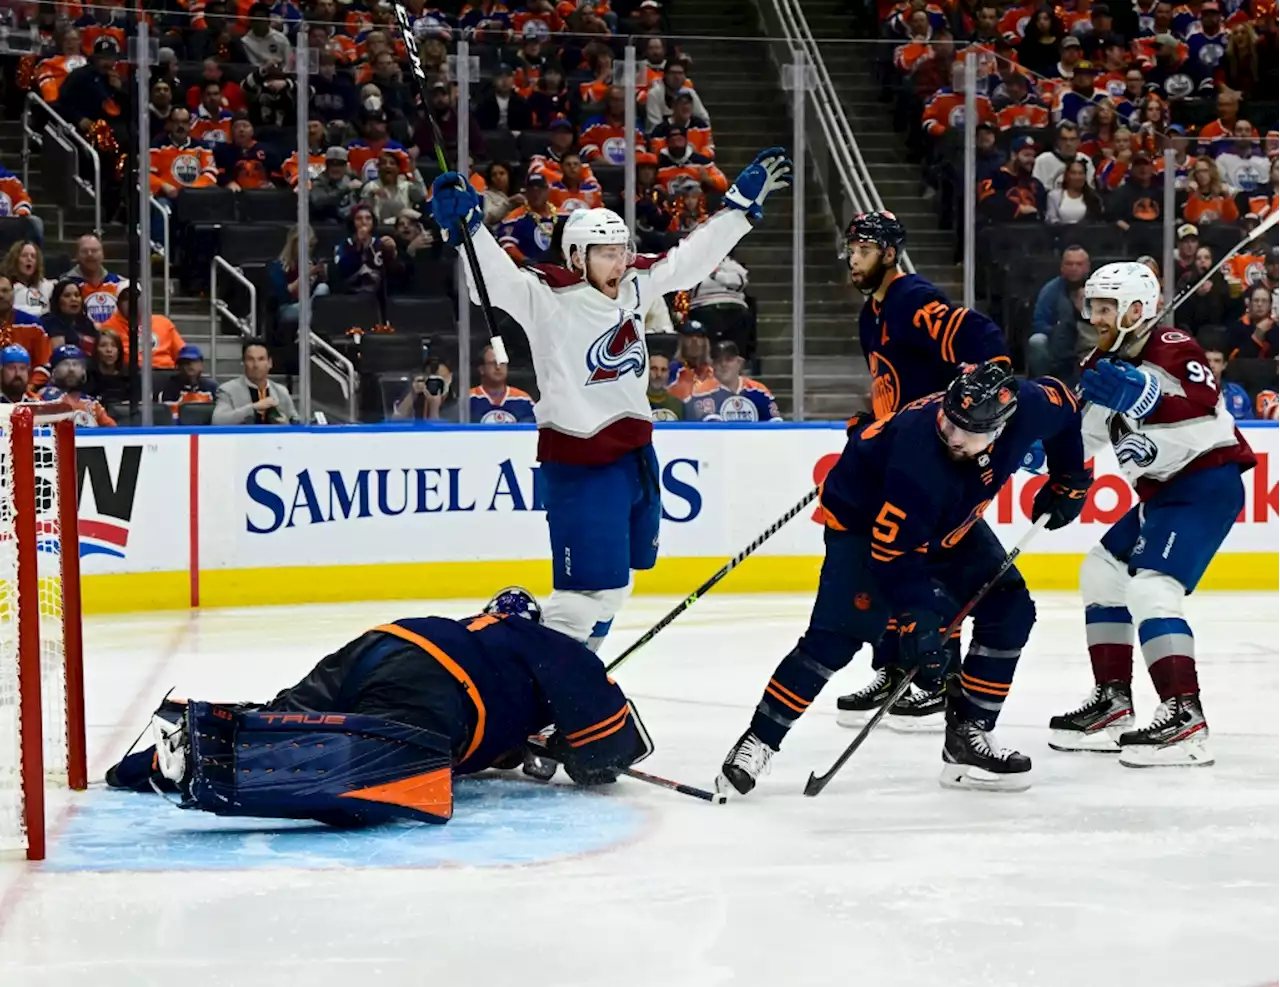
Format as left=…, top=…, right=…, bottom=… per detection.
left=390, top=3, right=509, bottom=363
left=802, top=515, right=1049, bottom=797
left=605, top=486, right=821, bottom=675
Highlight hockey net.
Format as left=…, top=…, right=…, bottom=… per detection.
left=0, top=403, right=86, bottom=861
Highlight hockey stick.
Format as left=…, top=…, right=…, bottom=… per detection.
left=390, top=3, right=509, bottom=364
left=802, top=515, right=1049, bottom=797
left=1077, top=210, right=1280, bottom=370
left=525, top=736, right=725, bottom=804
left=604, top=486, right=821, bottom=675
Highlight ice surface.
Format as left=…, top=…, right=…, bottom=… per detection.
left=0, top=593, right=1275, bottom=987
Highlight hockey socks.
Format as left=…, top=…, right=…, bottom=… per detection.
left=955, top=644, right=1021, bottom=729
left=749, top=643, right=837, bottom=751
left=1085, top=605, right=1135, bottom=686
left=1138, top=617, right=1199, bottom=701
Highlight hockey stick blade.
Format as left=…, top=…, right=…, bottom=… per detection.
left=605, top=486, right=820, bottom=675
left=390, top=2, right=509, bottom=364
left=803, top=516, right=1050, bottom=797
left=622, top=767, right=727, bottom=804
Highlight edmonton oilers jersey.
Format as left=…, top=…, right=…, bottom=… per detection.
left=468, top=386, right=537, bottom=423
left=859, top=273, right=1009, bottom=420
left=683, top=377, right=781, bottom=422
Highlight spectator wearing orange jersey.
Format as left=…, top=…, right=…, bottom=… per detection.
left=190, top=80, right=234, bottom=144
left=1057, top=0, right=1094, bottom=37
left=513, top=36, right=548, bottom=97
left=638, top=37, right=669, bottom=94
left=1092, top=37, right=1133, bottom=98
left=33, top=28, right=88, bottom=104
left=157, top=345, right=219, bottom=420
left=347, top=111, right=414, bottom=186
left=1182, top=155, right=1240, bottom=225
left=893, top=11, right=936, bottom=75
left=887, top=0, right=947, bottom=37
left=66, top=234, right=129, bottom=326
left=0, top=277, right=52, bottom=378
left=667, top=326, right=714, bottom=401
left=901, top=30, right=956, bottom=102
left=527, top=118, right=595, bottom=185
left=302, top=21, right=358, bottom=67
left=184, top=60, right=247, bottom=115
left=40, top=346, right=116, bottom=427
left=581, top=87, right=649, bottom=165
left=185, top=3, right=250, bottom=65
left=150, top=108, right=218, bottom=200
left=651, top=90, right=714, bottom=159
left=656, top=127, right=728, bottom=195
left=1197, top=89, right=1255, bottom=156
left=101, top=287, right=187, bottom=370
left=997, top=73, right=1050, bottom=129
left=281, top=119, right=331, bottom=188
left=577, top=46, right=617, bottom=108
left=922, top=63, right=996, bottom=139
left=547, top=152, right=604, bottom=214
left=0, top=166, right=38, bottom=242
left=998, top=0, right=1039, bottom=42
left=511, top=0, right=564, bottom=40
left=644, top=61, right=709, bottom=131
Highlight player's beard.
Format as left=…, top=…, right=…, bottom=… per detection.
left=849, top=255, right=889, bottom=296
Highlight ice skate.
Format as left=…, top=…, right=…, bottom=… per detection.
left=940, top=714, right=1032, bottom=792
left=835, top=666, right=907, bottom=728
left=1118, top=695, right=1214, bottom=767
left=884, top=680, right=946, bottom=733
left=715, top=730, right=773, bottom=797
left=1047, top=682, right=1135, bottom=752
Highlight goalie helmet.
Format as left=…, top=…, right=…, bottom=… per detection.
left=1082, top=262, right=1161, bottom=352
left=560, top=207, right=634, bottom=274
left=484, top=586, right=542, bottom=623
left=942, top=361, right=1019, bottom=435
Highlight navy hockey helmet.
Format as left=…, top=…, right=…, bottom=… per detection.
left=942, top=361, right=1019, bottom=435
left=484, top=586, right=542, bottom=623
left=841, top=210, right=906, bottom=258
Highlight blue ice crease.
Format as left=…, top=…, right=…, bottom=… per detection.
left=46, top=777, right=643, bottom=872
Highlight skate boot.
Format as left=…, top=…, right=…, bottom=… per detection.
left=940, top=699, right=1032, bottom=792
left=884, top=680, right=947, bottom=734
left=1118, top=695, right=1213, bottom=767
left=523, top=727, right=559, bottom=781
left=836, top=667, right=907, bottom=728
left=715, top=730, right=774, bottom=797
left=1047, top=682, right=1135, bottom=752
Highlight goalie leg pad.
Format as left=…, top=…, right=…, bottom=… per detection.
left=186, top=703, right=455, bottom=826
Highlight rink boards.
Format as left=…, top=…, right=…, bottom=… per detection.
left=68, top=421, right=1278, bottom=613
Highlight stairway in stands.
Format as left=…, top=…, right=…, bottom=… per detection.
left=668, top=0, right=868, bottom=418
left=792, top=0, right=964, bottom=302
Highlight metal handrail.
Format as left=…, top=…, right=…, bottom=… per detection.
left=308, top=331, right=358, bottom=422
left=768, top=0, right=915, bottom=273
left=209, top=255, right=357, bottom=421
left=21, top=92, right=102, bottom=237
left=209, top=255, right=256, bottom=379
left=148, top=196, right=172, bottom=316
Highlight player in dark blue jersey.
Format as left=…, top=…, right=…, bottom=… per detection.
left=105, top=589, right=652, bottom=825
left=838, top=211, right=1015, bottom=731
left=716, top=362, right=1090, bottom=795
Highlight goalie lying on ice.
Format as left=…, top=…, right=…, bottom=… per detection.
left=105, top=588, right=653, bottom=825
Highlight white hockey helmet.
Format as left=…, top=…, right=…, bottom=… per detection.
left=561, top=207, right=634, bottom=275
left=1081, top=261, right=1162, bottom=352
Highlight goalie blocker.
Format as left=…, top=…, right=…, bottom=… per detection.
left=107, top=590, right=653, bottom=825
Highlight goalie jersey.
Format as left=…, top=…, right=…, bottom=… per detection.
left=860, top=273, right=1009, bottom=420
left=1082, top=328, right=1256, bottom=501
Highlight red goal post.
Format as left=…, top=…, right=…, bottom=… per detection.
left=0, top=402, right=86, bottom=861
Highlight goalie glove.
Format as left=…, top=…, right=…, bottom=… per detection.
left=545, top=701, right=654, bottom=787
left=725, top=146, right=794, bottom=220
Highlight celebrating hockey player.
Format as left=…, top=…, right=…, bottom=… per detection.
left=429, top=148, right=792, bottom=652
left=835, top=211, right=1013, bottom=732
left=105, top=589, right=653, bottom=826
left=1047, top=262, right=1256, bottom=767
left=717, top=362, right=1090, bottom=796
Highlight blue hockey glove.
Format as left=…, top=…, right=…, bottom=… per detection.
left=1030, top=468, right=1092, bottom=530
left=725, top=146, right=793, bottom=220
left=1019, top=438, right=1046, bottom=474
left=430, top=172, right=482, bottom=244
left=896, top=609, right=948, bottom=677
left=1080, top=358, right=1161, bottom=417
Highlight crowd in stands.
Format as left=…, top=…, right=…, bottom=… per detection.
left=0, top=0, right=781, bottom=424
left=880, top=0, right=1278, bottom=413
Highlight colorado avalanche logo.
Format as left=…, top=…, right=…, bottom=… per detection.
left=1110, top=414, right=1158, bottom=467
left=585, top=314, right=646, bottom=385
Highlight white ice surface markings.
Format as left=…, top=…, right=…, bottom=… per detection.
left=0, top=592, right=1274, bottom=987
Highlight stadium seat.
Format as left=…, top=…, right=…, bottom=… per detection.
left=593, top=164, right=625, bottom=198
left=1199, top=223, right=1247, bottom=258
left=407, top=257, right=456, bottom=298
left=313, top=222, right=347, bottom=257
left=310, top=293, right=383, bottom=339
left=1067, top=223, right=1128, bottom=258
left=385, top=296, right=457, bottom=336
left=482, top=129, right=519, bottom=166
left=359, top=333, right=429, bottom=374
left=517, top=131, right=552, bottom=161
left=43, top=251, right=72, bottom=280
left=178, top=402, right=216, bottom=426
left=0, top=217, right=39, bottom=251
left=108, top=402, right=175, bottom=426
left=237, top=188, right=298, bottom=223
left=174, top=186, right=236, bottom=226
left=218, top=223, right=290, bottom=265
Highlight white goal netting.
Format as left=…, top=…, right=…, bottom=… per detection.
left=0, top=405, right=75, bottom=854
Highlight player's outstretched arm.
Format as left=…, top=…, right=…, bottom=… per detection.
left=430, top=172, right=556, bottom=334
left=640, top=147, right=793, bottom=298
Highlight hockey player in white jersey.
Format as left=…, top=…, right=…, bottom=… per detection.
left=430, top=148, right=792, bottom=651
left=1048, top=262, right=1256, bottom=766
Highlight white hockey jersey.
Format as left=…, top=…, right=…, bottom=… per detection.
left=464, top=208, right=754, bottom=465
left=1081, top=328, right=1255, bottom=501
